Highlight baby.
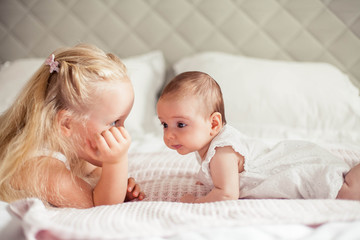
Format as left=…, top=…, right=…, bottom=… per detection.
left=156, top=71, right=360, bottom=203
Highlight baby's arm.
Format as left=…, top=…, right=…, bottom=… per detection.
left=181, top=146, right=241, bottom=203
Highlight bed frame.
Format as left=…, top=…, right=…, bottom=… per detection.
left=1, top=0, right=359, bottom=87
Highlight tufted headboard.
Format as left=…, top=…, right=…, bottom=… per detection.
left=1, top=0, right=360, bottom=87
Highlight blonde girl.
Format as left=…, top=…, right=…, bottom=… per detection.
left=0, top=44, right=145, bottom=208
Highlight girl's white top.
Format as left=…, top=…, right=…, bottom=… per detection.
left=38, top=149, right=70, bottom=170
left=195, top=124, right=350, bottom=199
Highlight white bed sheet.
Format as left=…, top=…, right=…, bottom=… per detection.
left=2, top=208, right=360, bottom=240
left=2, top=52, right=360, bottom=239
left=1, top=134, right=360, bottom=240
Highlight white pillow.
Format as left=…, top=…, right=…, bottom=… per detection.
left=0, top=59, right=44, bottom=112
left=173, top=52, right=360, bottom=144
left=0, top=51, right=166, bottom=137
left=122, top=51, right=165, bottom=136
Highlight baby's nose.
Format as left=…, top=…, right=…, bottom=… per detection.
left=165, top=130, right=175, bottom=140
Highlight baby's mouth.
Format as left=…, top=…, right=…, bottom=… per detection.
left=171, top=144, right=182, bottom=150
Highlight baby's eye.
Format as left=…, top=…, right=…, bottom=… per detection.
left=161, top=122, right=168, bottom=129
left=177, top=122, right=186, bottom=128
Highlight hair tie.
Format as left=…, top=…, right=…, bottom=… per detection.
left=45, top=54, right=59, bottom=73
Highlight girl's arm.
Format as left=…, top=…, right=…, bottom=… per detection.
left=45, top=126, right=131, bottom=208
left=45, top=163, right=143, bottom=208
left=91, top=126, right=130, bottom=206
left=181, top=146, right=242, bottom=203
left=89, top=168, right=145, bottom=201
left=45, top=158, right=96, bottom=208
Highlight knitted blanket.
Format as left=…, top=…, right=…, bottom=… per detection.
left=8, top=144, right=360, bottom=240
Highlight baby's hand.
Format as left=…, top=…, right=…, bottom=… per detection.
left=180, top=194, right=196, bottom=203
left=125, top=177, right=145, bottom=201
left=90, top=127, right=131, bottom=164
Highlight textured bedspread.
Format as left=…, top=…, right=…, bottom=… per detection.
left=9, top=198, right=360, bottom=240
left=7, top=142, right=360, bottom=240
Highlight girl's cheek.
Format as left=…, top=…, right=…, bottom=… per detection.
left=88, top=138, right=97, bottom=149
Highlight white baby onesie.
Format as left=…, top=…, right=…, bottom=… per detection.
left=195, top=124, right=350, bottom=199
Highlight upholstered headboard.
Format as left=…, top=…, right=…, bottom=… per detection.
left=1, top=0, right=360, bottom=87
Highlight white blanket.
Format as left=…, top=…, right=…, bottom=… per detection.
left=6, top=141, right=360, bottom=240
left=9, top=198, right=360, bottom=240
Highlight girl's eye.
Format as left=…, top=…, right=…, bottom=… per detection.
left=161, top=122, right=168, bottom=129
left=110, top=120, right=121, bottom=127
left=177, top=122, right=186, bottom=128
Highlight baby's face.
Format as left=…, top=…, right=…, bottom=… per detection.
left=157, top=96, right=214, bottom=157
left=73, top=81, right=134, bottom=166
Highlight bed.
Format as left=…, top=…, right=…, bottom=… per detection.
left=1, top=0, right=360, bottom=239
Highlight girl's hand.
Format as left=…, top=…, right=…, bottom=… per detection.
left=180, top=193, right=196, bottom=203
left=125, top=177, right=145, bottom=201
left=88, top=127, right=131, bottom=165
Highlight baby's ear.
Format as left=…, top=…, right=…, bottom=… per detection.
left=57, top=110, right=72, bottom=137
left=210, top=112, right=222, bottom=136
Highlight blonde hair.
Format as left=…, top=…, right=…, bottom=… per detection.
left=0, top=43, right=128, bottom=203
left=159, top=71, right=226, bottom=124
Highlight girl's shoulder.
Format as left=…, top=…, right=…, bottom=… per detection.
left=36, top=149, right=70, bottom=170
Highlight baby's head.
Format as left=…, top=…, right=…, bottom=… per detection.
left=157, top=71, right=225, bottom=156
left=158, top=71, right=226, bottom=124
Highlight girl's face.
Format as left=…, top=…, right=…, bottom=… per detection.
left=157, top=96, right=214, bottom=159
left=72, top=81, right=134, bottom=166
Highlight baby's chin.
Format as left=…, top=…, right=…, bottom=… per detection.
left=176, top=149, right=193, bottom=156
left=167, top=144, right=193, bottom=155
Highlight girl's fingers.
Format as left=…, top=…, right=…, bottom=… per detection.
left=96, top=132, right=112, bottom=151
left=138, top=192, right=145, bottom=200
left=125, top=177, right=145, bottom=201
left=101, top=128, right=123, bottom=149
left=132, top=184, right=140, bottom=197
left=109, top=127, right=125, bottom=143
left=104, top=127, right=130, bottom=148
left=127, top=177, right=136, bottom=192
left=118, top=127, right=131, bottom=141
